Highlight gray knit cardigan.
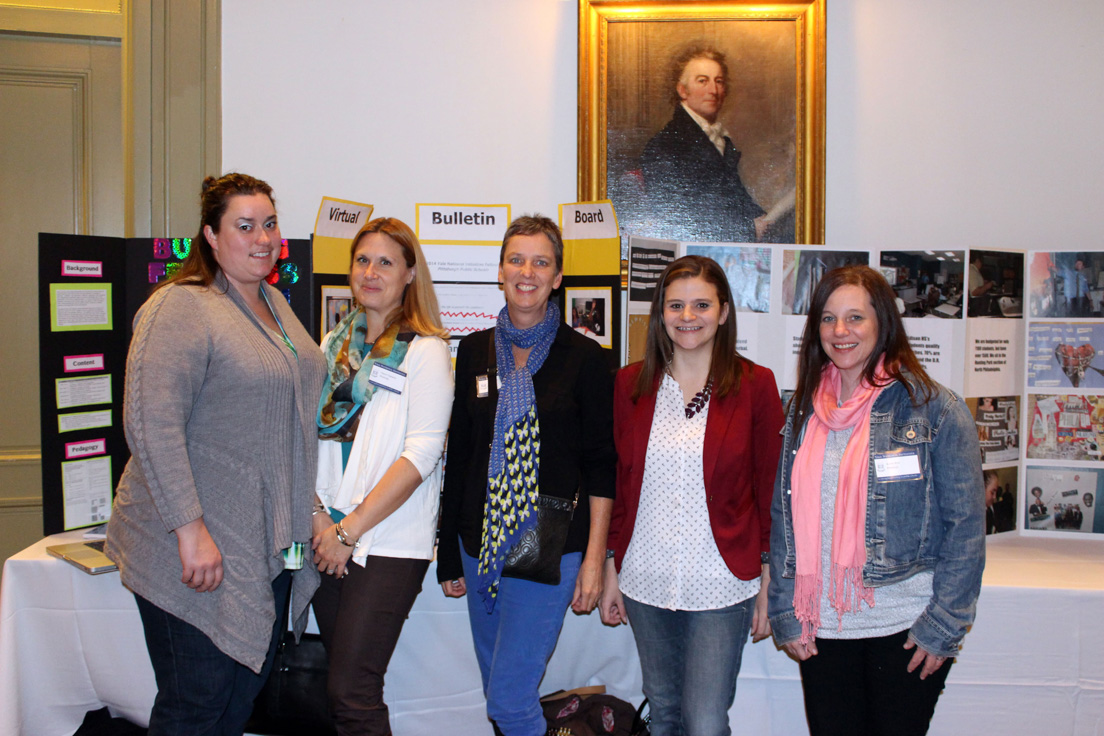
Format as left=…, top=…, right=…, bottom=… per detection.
left=106, top=274, right=326, bottom=672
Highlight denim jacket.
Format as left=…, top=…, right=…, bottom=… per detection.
left=767, top=375, right=985, bottom=658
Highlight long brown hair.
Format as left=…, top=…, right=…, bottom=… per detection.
left=633, top=255, right=746, bottom=401
left=160, top=173, right=275, bottom=292
left=349, top=217, right=448, bottom=339
left=789, top=265, right=936, bottom=417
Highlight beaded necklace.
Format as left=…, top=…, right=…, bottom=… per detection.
left=685, top=377, right=713, bottom=419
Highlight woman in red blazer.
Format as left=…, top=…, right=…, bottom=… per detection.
left=599, top=255, right=784, bottom=736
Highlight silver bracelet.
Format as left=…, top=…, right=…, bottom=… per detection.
left=335, top=520, right=359, bottom=548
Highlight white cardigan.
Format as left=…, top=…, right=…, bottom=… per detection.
left=315, top=334, right=454, bottom=563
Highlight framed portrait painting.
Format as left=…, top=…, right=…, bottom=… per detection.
left=578, top=0, right=825, bottom=249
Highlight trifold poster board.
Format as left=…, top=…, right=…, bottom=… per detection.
left=628, top=237, right=1104, bottom=541
left=413, top=203, right=623, bottom=368
left=39, top=234, right=128, bottom=537
left=38, top=234, right=313, bottom=535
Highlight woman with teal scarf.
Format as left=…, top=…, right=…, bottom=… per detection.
left=437, top=215, right=617, bottom=736
left=311, top=217, right=453, bottom=735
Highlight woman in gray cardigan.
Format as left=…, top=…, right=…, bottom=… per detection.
left=106, top=173, right=326, bottom=735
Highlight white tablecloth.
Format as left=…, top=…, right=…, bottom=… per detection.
left=2, top=532, right=1102, bottom=736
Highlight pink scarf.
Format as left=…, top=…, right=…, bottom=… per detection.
left=791, top=360, right=888, bottom=644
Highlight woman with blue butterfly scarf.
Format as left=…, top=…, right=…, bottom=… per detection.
left=437, top=215, right=616, bottom=736
left=311, top=217, right=453, bottom=735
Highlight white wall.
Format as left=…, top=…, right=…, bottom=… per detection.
left=222, top=0, right=1104, bottom=246
left=222, top=0, right=579, bottom=237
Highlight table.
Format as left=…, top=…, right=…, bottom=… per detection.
left=3, top=532, right=1103, bottom=735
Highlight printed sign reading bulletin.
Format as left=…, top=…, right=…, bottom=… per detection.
left=417, top=203, right=510, bottom=282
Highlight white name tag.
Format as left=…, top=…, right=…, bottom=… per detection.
left=368, top=363, right=405, bottom=394
left=874, top=452, right=922, bottom=481
left=475, top=373, right=502, bottom=398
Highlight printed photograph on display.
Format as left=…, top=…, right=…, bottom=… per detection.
left=879, top=251, right=965, bottom=320
left=580, top=0, right=826, bottom=246
left=685, top=244, right=771, bottom=313
left=628, top=237, right=678, bottom=304
left=1027, top=321, right=1104, bottom=389
left=1026, top=394, right=1104, bottom=462
left=968, top=396, right=1020, bottom=464
left=566, top=287, right=613, bottom=348
left=781, top=249, right=869, bottom=315
left=1025, top=465, right=1103, bottom=534
left=321, top=285, right=353, bottom=336
left=1027, top=251, right=1104, bottom=319
left=965, top=250, right=1024, bottom=319
left=983, top=465, right=1018, bottom=535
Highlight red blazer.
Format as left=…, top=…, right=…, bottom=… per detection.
left=609, top=360, right=784, bottom=581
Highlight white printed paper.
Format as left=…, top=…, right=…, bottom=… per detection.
left=62, top=456, right=112, bottom=529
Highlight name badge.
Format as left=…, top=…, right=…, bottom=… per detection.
left=368, top=363, right=406, bottom=394
left=874, top=452, right=923, bottom=481
left=476, top=372, right=503, bottom=397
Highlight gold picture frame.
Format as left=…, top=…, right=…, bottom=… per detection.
left=578, top=0, right=826, bottom=246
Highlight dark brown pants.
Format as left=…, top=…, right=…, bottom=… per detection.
left=312, top=555, right=429, bottom=736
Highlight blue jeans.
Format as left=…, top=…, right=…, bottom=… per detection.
left=460, top=548, right=582, bottom=736
left=623, top=595, right=754, bottom=736
left=135, top=570, right=291, bottom=736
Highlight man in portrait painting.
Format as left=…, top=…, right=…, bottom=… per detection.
left=640, top=45, right=790, bottom=244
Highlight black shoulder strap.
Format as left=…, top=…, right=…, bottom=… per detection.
left=487, top=329, right=498, bottom=402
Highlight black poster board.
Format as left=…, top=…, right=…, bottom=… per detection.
left=38, top=234, right=128, bottom=535
left=559, top=274, right=622, bottom=374
left=123, top=237, right=314, bottom=337
left=39, top=234, right=315, bottom=535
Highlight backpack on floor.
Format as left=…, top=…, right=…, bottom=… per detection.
left=541, top=686, right=649, bottom=736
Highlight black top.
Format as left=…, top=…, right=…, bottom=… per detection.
left=436, top=323, right=616, bottom=582
left=641, top=105, right=767, bottom=243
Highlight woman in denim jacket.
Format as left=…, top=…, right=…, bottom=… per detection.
left=767, top=265, right=985, bottom=736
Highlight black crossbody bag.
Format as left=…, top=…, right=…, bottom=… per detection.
left=486, top=328, right=578, bottom=586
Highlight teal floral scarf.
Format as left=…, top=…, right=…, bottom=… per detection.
left=317, top=307, right=412, bottom=441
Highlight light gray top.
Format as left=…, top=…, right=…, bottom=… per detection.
left=817, top=427, right=932, bottom=639
left=106, top=274, right=326, bottom=672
